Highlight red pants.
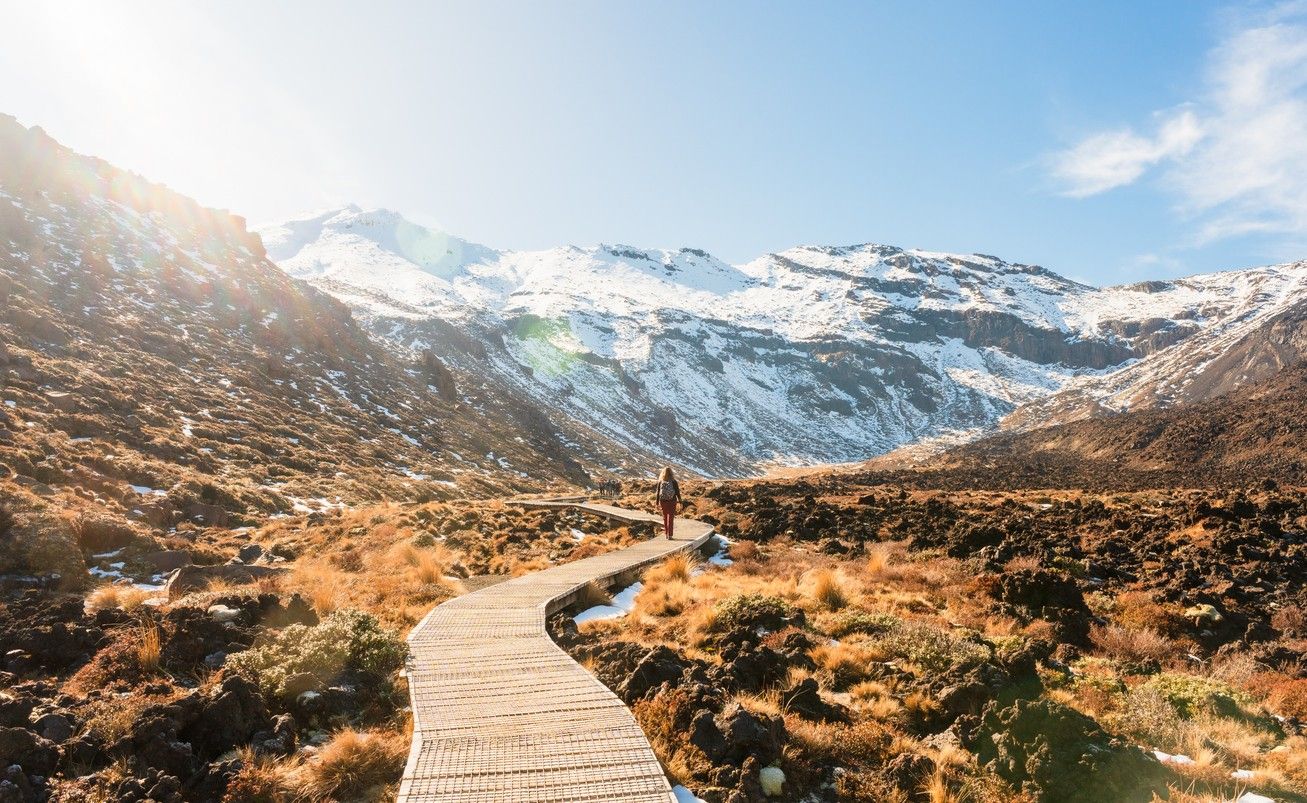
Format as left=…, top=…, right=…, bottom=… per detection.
left=659, top=500, right=677, bottom=539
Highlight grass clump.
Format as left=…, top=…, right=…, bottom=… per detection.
left=808, top=568, right=853, bottom=611
left=298, top=728, right=407, bottom=800
left=136, top=623, right=162, bottom=675
left=228, top=609, right=407, bottom=700
left=86, top=584, right=154, bottom=612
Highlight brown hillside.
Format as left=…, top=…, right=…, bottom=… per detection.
left=0, top=115, right=591, bottom=530
left=856, top=360, right=1307, bottom=491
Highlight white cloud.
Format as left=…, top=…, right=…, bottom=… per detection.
left=1050, top=3, right=1307, bottom=244
left=1052, top=111, right=1202, bottom=197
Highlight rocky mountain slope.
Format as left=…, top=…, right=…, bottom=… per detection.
left=859, top=360, right=1307, bottom=491
left=0, top=116, right=602, bottom=528
left=261, top=207, right=1307, bottom=475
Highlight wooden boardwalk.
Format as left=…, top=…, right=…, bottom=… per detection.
left=396, top=498, right=715, bottom=803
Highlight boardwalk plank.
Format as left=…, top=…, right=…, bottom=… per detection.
left=397, top=499, right=714, bottom=803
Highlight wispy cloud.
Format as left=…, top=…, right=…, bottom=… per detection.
left=1052, top=110, right=1202, bottom=198
left=1049, top=2, right=1307, bottom=244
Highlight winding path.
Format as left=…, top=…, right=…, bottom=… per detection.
left=396, top=497, right=715, bottom=803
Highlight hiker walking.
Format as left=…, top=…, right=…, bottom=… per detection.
left=654, top=467, right=681, bottom=539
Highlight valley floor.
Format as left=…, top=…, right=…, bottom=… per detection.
left=2, top=471, right=1305, bottom=802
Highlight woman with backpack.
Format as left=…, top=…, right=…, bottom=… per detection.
left=654, top=467, right=681, bottom=539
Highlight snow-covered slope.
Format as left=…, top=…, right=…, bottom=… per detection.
left=259, top=207, right=1307, bottom=475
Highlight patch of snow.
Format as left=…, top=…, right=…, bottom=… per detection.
left=1152, top=750, right=1194, bottom=766
left=574, top=581, right=642, bottom=624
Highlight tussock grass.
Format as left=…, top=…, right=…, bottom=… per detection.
left=136, top=623, right=162, bottom=675
left=807, top=568, right=854, bottom=611
left=645, top=553, right=694, bottom=585
left=221, top=747, right=296, bottom=802
left=296, top=728, right=407, bottom=800
left=293, top=561, right=343, bottom=616
left=86, top=584, right=154, bottom=612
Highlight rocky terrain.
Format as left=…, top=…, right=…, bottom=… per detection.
left=0, top=474, right=649, bottom=802
left=551, top=477, right=1307, bottom=802
left=261, top=207, right=1307, bottom=475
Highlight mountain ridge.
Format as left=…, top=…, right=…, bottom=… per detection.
left=259, top=205, right=1307, bottom=474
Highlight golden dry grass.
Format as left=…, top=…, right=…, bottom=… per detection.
left=645, top=553, right=695, bottom=585
left=807, top=567, right=854, bottom=611
left=292, top=561, right=343, bottom=616
left=136, top=623, right=161, bottom=675
left=85, top=583, right=154, bottom=612
left=1090, top=623, right=1177, bottom=665
left=295, top=728, right=408, bottom=801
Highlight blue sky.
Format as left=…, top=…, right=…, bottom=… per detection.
left=3, top=0, right=1306, bottom=285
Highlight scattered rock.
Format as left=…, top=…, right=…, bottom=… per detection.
left=164, top=564, right=285, bottom=599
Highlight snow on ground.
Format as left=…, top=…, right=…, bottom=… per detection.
left=573, top=581, right=642, bottom=624
left=671, top=786, right=708, bottom=803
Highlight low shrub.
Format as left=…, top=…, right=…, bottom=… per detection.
left=1090, top=623, right=1175, bottom=665
left=1141, top=672, right=1248, bottom=719
left=828, top=610, right=901, bottom=638
left=410, top=532, right=436, bottom=548
left=871, top=621, right=990, bottom=674
left=227, top=609, right=407, bottom=699
left=715, top=594, right=795, bottom=633
left=1266, top=677, right=1307, bottom=720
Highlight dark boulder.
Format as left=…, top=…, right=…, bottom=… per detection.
left=0, top=727, right=57, bottom=775
left=779, top=677, right=848, bottom=722
left=181, top=674, right=270, bottom=758
left=969, top=699, right=1166, bottom=802
left=617, top=646, right=690, bottom=702
left=991, top=569, right=1092, bottom=644
left=714, top=703, right=784, bottom=766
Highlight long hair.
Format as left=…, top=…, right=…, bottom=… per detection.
left=659, top=466, right=675, bottom=482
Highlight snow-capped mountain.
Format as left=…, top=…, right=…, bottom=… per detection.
left=259, top=206, right=1307, bottom=475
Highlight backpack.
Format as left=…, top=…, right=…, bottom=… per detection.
left=657, top=480, right=677, bottom=502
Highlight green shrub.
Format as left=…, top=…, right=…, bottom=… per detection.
left=1110, top=687, right=1192, bottom=752
left=411, top=532, right=436, bottom=548
left=714, top=594, right=794, bottom=632
left=1141, top=672, right=1247, bottom=719
left=871, top=621, right=990, bottom=674
left=228, top=609, right=407, bottom=699
left=828, top=610, right=901, bottom=638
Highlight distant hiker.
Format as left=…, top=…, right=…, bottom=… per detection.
left=654, top=467, right=682, bottom=539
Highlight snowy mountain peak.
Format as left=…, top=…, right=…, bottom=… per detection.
left=259, top=206, right=499, bottom=283
left=259, top=207, right=1307, bottom=473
